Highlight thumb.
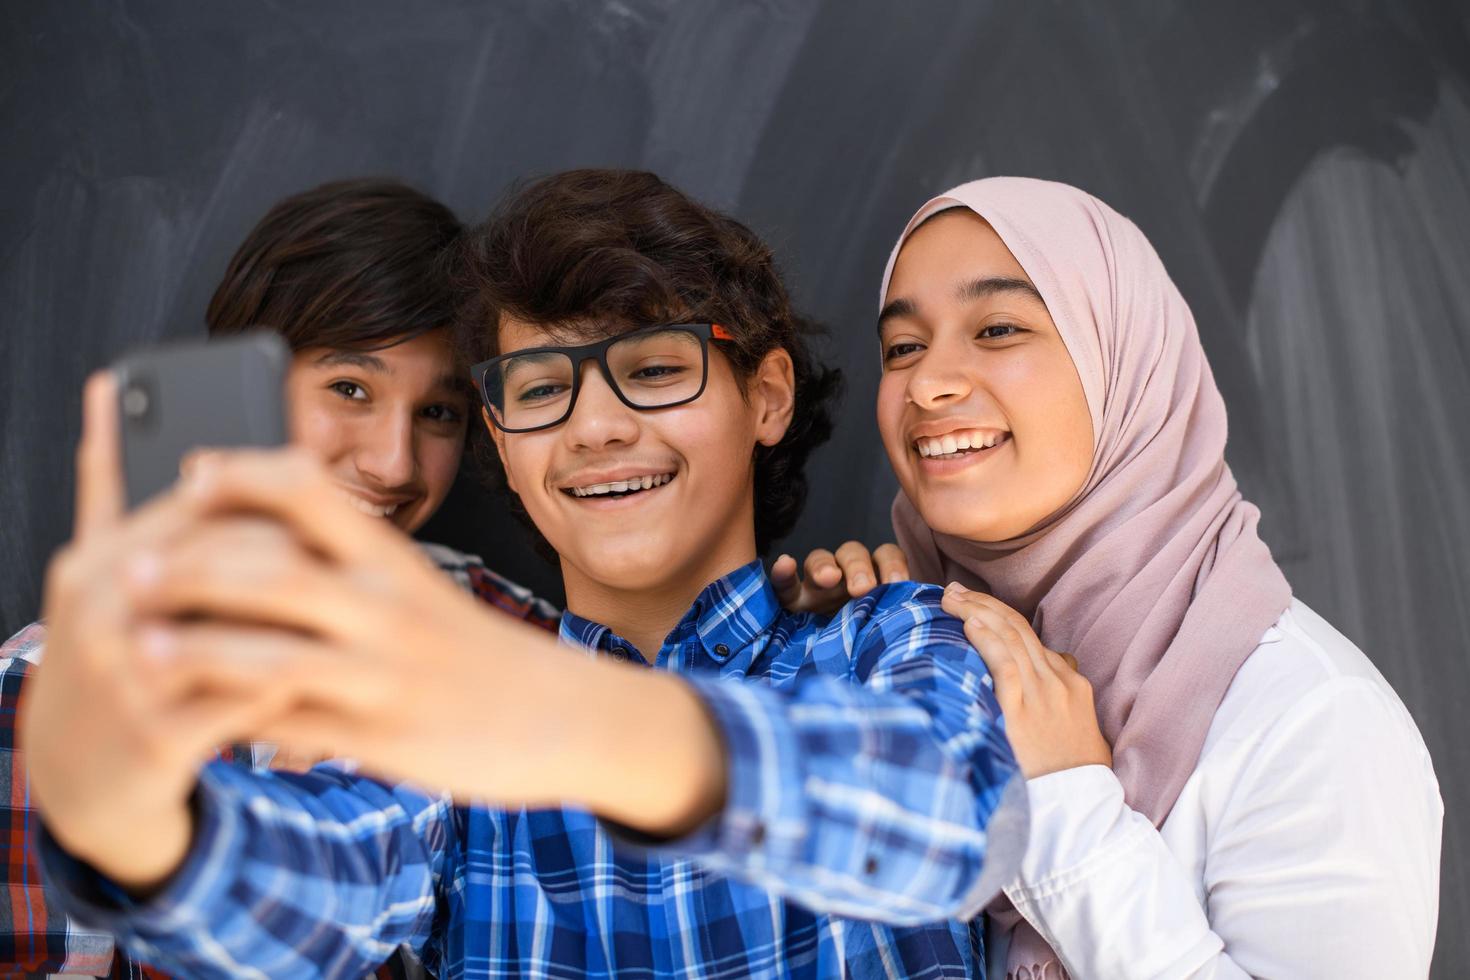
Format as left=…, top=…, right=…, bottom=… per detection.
left=74, top=372, right=126, bottom=540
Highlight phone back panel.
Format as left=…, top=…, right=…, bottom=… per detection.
left=113, top=332, right=289, bottom=507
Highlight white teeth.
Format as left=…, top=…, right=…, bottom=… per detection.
left=340, top=492, right=399, bottom=518
left=915, top=430, right=1008, bottom=458
left=571, top=473, right=674, bottom=497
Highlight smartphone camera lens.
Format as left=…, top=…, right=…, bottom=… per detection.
left=121, top=381, right=151, bottom=420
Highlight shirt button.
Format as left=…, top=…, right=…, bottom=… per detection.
left=750, top=822, right=767, bottom=845
left=864, top=854, right=880, bottom=876
left=610, top=646, right=628, bottom=663
left=713, top=643, right=730, bottom=657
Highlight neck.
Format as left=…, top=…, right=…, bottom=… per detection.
left=561, top=537, right=758, bottom=663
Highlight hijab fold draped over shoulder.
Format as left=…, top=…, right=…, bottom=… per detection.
left=882, top=177, right=1291, bottom=979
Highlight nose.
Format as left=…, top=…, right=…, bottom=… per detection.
left=905, top=345, right=975, bottom=410
left=561, top=360, right=640, bottom=450
left=356, top=408, right=418, bottom=490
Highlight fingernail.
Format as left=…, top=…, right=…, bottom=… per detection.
left=945, top=581, right=962, bottom=592
left=126, top=552, right=162, bottom=586
left=850, top=574, right=872, bottom=590
left=140, top=625, right=176, bottom=661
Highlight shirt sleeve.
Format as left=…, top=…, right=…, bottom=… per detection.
left=1004, top=677, right=1443, bottom=979
left=649, top=585, right=1028, bottom=925
left=0, top=622, right=120, bottom=976
left=37, top=760, right=457, bottom=980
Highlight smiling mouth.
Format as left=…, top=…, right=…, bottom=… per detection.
left=914, top=429, right=1011, bottom=461
left=338, top=489, right=408, bottom=519
left=562, top=472, right=676, bottom=499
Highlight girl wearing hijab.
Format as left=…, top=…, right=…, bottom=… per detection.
left=874, top=177, right=1442, bottom=978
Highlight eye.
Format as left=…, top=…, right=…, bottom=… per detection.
left=330, top=380, right=368, bottom=401
left=516, top=382, right=570, bottom=404
left=629, top=363, right=688, bottom=382
left=883, top=341, right=925, bottom=363
left=978, top=323, right=1026, bottom=340
left=421, top=403, right=464, bottom=424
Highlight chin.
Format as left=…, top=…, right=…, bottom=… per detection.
left=393, top=502, right=437, bottom=535
left=906, top=483, right=1005, bottom=543
left=572, top=549, right=678, bottom=591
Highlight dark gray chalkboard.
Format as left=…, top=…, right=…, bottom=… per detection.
left=3, top=1, right=1467, bottom=972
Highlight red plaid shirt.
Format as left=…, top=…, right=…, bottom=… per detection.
left=0, top=543, right=558, bottom=978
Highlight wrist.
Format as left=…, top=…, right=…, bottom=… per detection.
left=57, top=798, right=195, bottom=898
left=564, top=665, right=727, bottom=836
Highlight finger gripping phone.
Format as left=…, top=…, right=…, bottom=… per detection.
left=112, top=331, right=289, bottom=508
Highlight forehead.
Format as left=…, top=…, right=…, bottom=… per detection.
left=888, top=209, right=1030, bottom=297
left=294, top=329, right=461, bottom=384
left=495, top=313, right=629, bottom=354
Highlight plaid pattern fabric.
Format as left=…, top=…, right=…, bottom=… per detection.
left=39, top=561, right=1024, bottom=979
left=1, top=544, right=555, bottom=978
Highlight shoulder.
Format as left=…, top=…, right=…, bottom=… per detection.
left=809, top=581, right=972, bottom=673
left=417, top=540, right=490, bottom=583
left=416, top=541, right=560, bottom=628
left=1199, top=598, right=1439, bottom=811
left=1, top=620, right=48, bottom=669
left=824, top=581, right=960, bottom=640
left=1211, top=599, right=1427, bottom=750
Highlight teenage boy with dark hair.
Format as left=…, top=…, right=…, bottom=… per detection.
left=1, top=178, right=556, bottom=977
left=24, top=170, right=1026, bottom=978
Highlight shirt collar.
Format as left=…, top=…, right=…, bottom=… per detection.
left=557, top=559, right=781, bottom=665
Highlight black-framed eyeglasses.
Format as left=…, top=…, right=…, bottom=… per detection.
left=472, top=322, right=736, bottom=433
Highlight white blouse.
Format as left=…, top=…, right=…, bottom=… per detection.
left=988, top=599, right=1444, bottom=979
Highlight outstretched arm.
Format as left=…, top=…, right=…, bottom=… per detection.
left=39, top=762, right=452, bottom=979
left=634, top=585, right=1026, bottom=923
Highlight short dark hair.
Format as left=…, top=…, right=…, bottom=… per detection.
left=453, top=168, right=842, bottom=555
left=207, top=178, right=462, bottom=350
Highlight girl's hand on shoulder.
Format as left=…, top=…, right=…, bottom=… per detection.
left=941, top=583, right=1111, bottom=779
left=772, top=541, right=910, bottom=615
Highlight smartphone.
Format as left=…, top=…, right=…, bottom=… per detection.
left=112, top=331, right=290, bottom=508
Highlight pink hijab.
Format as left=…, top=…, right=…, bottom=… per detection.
left=882, top=178, right=1291, bottom=979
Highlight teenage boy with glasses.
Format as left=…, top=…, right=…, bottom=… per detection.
left=24, top=169, right=1026, bottom=978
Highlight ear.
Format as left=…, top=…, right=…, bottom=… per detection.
left=483, top=407, right=518, bottom=494
left=750, top=348, right=796, bottom=448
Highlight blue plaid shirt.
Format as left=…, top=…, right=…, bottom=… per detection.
left=40, top=561, right=1026, bottom=979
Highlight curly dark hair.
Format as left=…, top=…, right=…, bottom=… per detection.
left=452, top=168, right=842, bottom=556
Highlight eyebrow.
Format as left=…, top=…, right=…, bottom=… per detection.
left=878, top=275, right=1045, bottom=332
left=315, top=350, right=389, bottom=374
left=501, top=351, right=568, bottom=376
left=315, top=351, right=464, bottom=396
left=957, top=275, right=1044, bottom=305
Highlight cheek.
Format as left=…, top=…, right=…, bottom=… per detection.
left=501, top=438, right=554, bottom=509
left=1010, top=355, right=1094, bottom=491
left=682, top=395, right=756, bottom=489
left=288, top=397, right=354, bottom=462
left=419, top=436, right=466, bottom=502
left=875, top=374, right=909, bottom=464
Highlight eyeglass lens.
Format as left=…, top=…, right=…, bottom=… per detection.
left=485, top=327, right=706, bottom=431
